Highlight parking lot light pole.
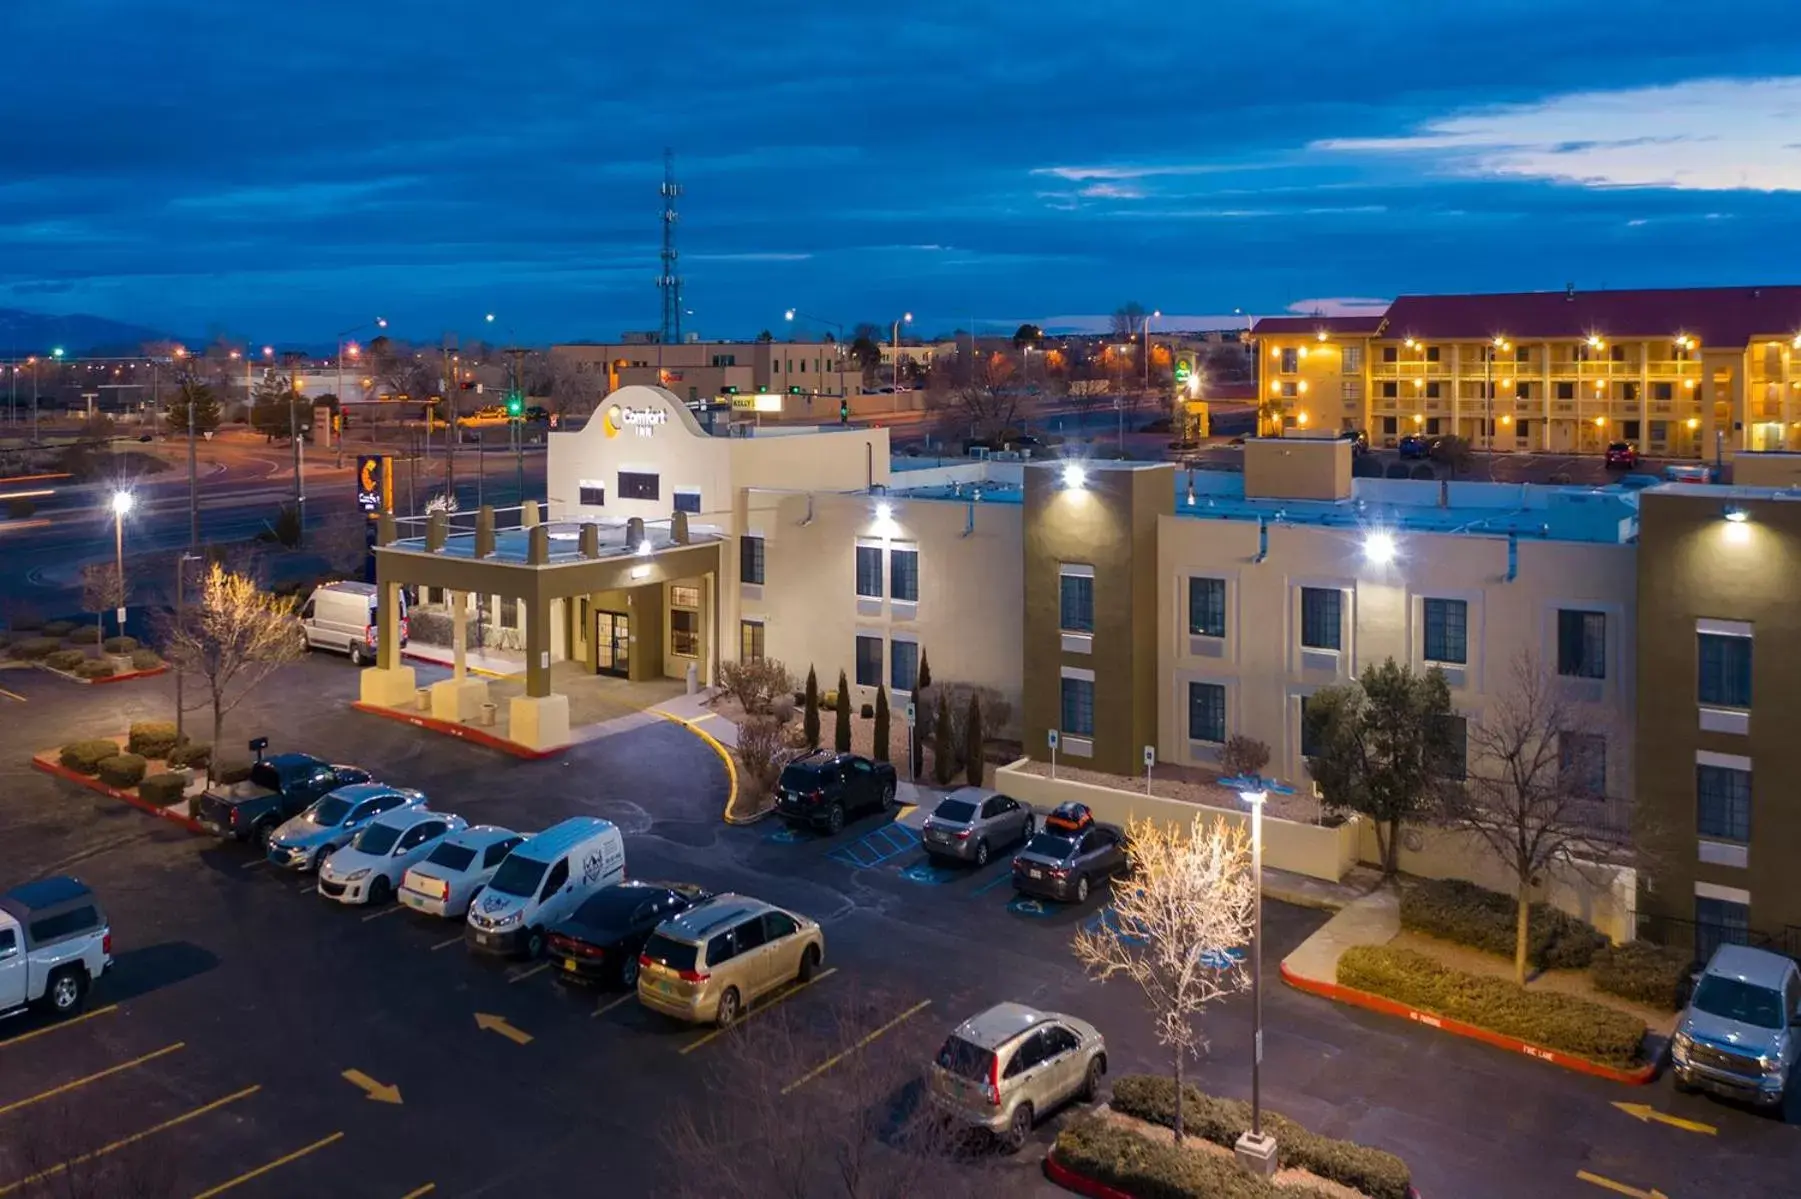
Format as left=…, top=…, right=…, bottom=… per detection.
left=110, top=491, right=133, bottom=641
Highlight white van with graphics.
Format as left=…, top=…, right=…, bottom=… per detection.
left=463, top=817, right=625, bottom=959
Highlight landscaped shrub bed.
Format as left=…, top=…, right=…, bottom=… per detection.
left=60, top=739, right=122, bottom=774
left=1109, top=1075, right=1412, bottom=1199
left=1591, top=941, right=1693, bottom=1012
left=75, top=659, right=116, bottom=679
left=1054, top=1114, right=1279, bottom=1199
left=68, top=625, right=102, bottom=644
left=11, top=636, right=61, bottom=660
left=103, top=636, right=139, bottom=654
left=128, top=648, right=164, bottom=671
left=96, top=753, right=148, bottom=788
left=1338, top=945, right=1647, bottom=1069
left=138, top=772, right=189, bottom=807
left=1399, top=877, right=1606, bottom=970
left=45, top=649, right=87, bottom=671
left=41, top=620, right=75, bottom=638
left=168, top=741, right=211, bottom=770
left=128, top=721, right=182, bottom=759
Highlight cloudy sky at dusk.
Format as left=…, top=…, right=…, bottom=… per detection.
left=5, top=0, right=1801, bottom=344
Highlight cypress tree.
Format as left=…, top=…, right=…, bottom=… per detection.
left=873, top=684, right=891, bottom=762
left=834, top=669, right=852, bottom=753
left=932, top=691, right=955, bottom=786
left=803, top=666, right=820, bottom=749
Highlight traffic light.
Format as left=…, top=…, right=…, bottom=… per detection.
left=506, top=392, right=522, bottom=418
left=787, top=385, right=803, bottom=395
left=839, top=399, right=849, bottom=425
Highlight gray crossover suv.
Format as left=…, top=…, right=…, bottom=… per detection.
left=929, top=1002, right=1106, bottom=1150
left=922, top=787, right=1034, bottom=866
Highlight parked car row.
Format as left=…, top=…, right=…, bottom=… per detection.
left=921, top=790, right=1129, bottom=905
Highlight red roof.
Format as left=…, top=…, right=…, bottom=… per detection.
left=1383, top=286, right=1801, bottom=347
left=1251, top=314, right=1386, bottom=337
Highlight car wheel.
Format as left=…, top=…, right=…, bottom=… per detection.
left=826, top=804, right=845, bottom=835
left=620, top=953, right=640, bottom=989
left=974, top=839, right=990, bottom=867
left=523, top=927, right=545, bottom=959
left=1018, top=815, right=1034, bottom=844
left=716, top=986, right=742, bottom=1027
left=797, top=943, right=822, bottom=982
left=254, top=821, right=276, bottom=852
left=881, top=782, right=896, bottom=811
left=349, top=643, right=366, bottom=667
left=45, top=967, right=87, bottom=1016
left=1075, top=875, right=1090, bottom=903
left=368, top=876, right=392, bottom=905
left=1003, top=1102, right=1033, bottom=1152
left=1080, top=1055, right=1106, bottom=1103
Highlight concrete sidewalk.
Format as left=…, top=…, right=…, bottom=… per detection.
left=401, top=642, right=525, bottom=678
left=1280, top=887, right=1399, bottom=986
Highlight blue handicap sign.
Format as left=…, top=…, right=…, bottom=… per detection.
left=900, top=861, right=957, bottom=886
left=1199, top=947, right=1246, bottom=970
left=766, top=825, right=813, bottom=845
left=1007, top=896, right=1053, bottom=918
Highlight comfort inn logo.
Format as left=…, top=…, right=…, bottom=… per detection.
left=604, top=404, right=667, bottom=439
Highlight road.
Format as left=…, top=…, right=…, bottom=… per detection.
left=0, top=658, right=1793, bottom=1198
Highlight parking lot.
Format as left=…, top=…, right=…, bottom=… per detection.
left=3, top=658, right=1800, bottom=1198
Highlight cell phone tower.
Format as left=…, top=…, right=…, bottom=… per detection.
left=659, top=148, right=683, bottom=345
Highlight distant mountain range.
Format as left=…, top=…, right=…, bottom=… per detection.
left=0, top=309, right=175, bottom=357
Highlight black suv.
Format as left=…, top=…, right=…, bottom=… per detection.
left=775, top=750, right=899, bottom=834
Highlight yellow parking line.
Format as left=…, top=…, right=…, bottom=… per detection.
left=781, top=1000, right=932, bottom=1095
left=0, top=1004, right=118, bottom=1051
left=591, top=993, right=636, bottom=1018
left=362, top=904, right=407, bottom=923
left=0, top=1084, right=260, bottom=1196
left=678, top=968, right=838, bottom=1055
left=508, top=962, right=551, bottom=984
left=189, top=1131, right=344, bottom=1199
left=429, top=936, right=463, bottom=952
left=398, top=1186, right=436, bottom=1199
left=0, top=1042, right=185, bottom=1117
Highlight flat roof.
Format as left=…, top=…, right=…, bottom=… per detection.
left=384, top=519, right=723, bottom=565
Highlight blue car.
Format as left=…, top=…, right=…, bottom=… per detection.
left=1397, top=434, right=1431, bottom=460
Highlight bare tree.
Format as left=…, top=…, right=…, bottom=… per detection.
left=1109, top=302, right=1146, bottom=340
left=8, top=1094, right=180, bottom=1198
left=1217, top=735, right=1270, bottom=782
left=158, top=563, right=304, bottom=782
left=714, top=656, right=795, bottom=718
left=927, top=348, right=1020, bottom=445
left=661, top=986, right=995, bottom=1199
left=1070, top=813, right=1255, bottom=1143
left=79, top=561, right=126, bottom=650
left=1444, top=654, right=1624, bottom=984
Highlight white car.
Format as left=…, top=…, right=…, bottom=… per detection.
left=318, top=809, right=466, bottom=906
left=399, top=826, right=527, bottom=918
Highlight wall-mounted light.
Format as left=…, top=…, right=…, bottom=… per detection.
left=1686, top=417, right=1700, bottom=430
left=1725, top=506, right=1750, bottom=523
left=637, top=540, right=652, bottom=556
left=1062, top=463, right=1087, bottom=489
left=1316, top=330, right=1328, bottom=342
left=1185, top=479, right=1196, bottom=506
left=1363, top=531, right=1397, bottom=565
left=875, top=501, right=893, bottom=522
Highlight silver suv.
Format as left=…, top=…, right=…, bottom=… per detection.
left=1673, top=943, right=1801, bottom=1107
left=928, top=1002, right=1106, bottom=1150
left=922, top=788, right=1034, bottom=867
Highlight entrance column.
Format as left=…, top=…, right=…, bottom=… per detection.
left=430, top=589, right=489, bottom=722
left=358, top=576, right=419, bottom=707
left=509, top=591, right=569, bottom=751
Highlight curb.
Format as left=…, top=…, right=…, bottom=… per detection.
left=400, top=649, right=511, bottom=680
left=31, top=755, right=204, bottom=835
left=349, top=701, right=562, bottom=760
left=37, top=663, right=170, bottom=686
left=1042, top=1150, right=1137, bottom=1199
left=649, top=710, right=746, bottom=824
left=1279, top=960, right=1659, bottom=1085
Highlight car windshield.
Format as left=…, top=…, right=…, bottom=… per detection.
left=935, top=1035, right=996, bottom=1082
left=1025, top=833, right=1076, bottom=859
left=935, top=799, right=978, bottom=822
left=1692, top=975, right=1786, bottom=1030
left=641, top=933, right=698, bottom=973
left=488, top=854, right=549, bottom=898
left=425, top=843, right=477, bottom=872
left=249, top=762, right=284, bottom=792
left=309, top=796, right=352, bottom=826
left=353, top=822, right=402, bottom=855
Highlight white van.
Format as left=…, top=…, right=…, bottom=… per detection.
left=463, top=817, right=624, bottom=959
left=300, top=581, right=407, bottom=666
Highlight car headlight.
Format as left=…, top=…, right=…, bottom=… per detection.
left=1672, top=1030, right=1693, bottom=1057
left=487, top=911, right=522, bottom=929
left=343, top=868, right=371, bottom=882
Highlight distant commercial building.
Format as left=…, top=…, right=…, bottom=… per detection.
left=551, top=339, right=860, bottom=403
left=1253, top=286, right=1801, bottom=460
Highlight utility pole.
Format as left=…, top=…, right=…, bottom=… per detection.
left=288, top=355, right=305, bottom=544
left=442, top=333, right=458, bottom=502
left=659, top=149, right=684, bottom=346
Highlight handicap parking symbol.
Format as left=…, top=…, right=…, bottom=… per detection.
left=900, top=861, right=957, bottom=886
left=1198, top=946, right=1246, bottom=970
left=766, top=825, right=813, bottom=845
left=1007, top=896, right=1053, bottom=917
left=1081, top=907, right=1147, bottom=945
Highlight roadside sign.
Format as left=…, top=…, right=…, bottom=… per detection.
left=1047, top=729, right=1060, bottom=750
left=905, top=702, right=916, bottom=726
left=1143, top=745, right=1155, bottom=767
left=356, top=455, right=392, bottom=514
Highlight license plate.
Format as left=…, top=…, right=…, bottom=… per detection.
left=563, top=957, right=579, bottom=973
left=403, top=894, right=424, bottom=910
left=930, top=832, right=950, bottom=843
left=201, top=821, right=222, bottom=834
left=654, top=978, right=676, bottom=995
left=1029, top=869, right=1044, bottom=880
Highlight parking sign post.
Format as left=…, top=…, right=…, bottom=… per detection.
left=906, top=702, right=917, bottom=783
left=1047, top=729, right=1059, bottom=779
left=1143, top=744, right=1155, bottom=795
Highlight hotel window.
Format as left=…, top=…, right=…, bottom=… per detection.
left=1609, top=344, right=1626, bottom=362
left=1652, top=382, right=1673, bottom=401
left=1555, top=382, right=1575, bottom=401
left=739, top=535, right=765, bottom=584
left=1558, top=732, right=1606, bottom=797
left=1438, top=714, right=1467, bottom=780
left=1423, top=598, right=1467, bottom=664
left=855, top=545, right=884, bottom=598
left=1515, top=382, right=1531, bottom=400
left=1424, top=346, right=1440, bottom=363
left=499, top=597, right=519, bottom=629
left=854, top=635, right=882, bottom=687
left=1425, top=382, right=1440, bottom=399
left=1059, top=571, right=1095, bottom=633
left=674, top=489, right=701, bottom=514
left=1698, top=633, right=1751, bottom=708
left=1556, top=609, right=1606, bottom=679
left=1280, top=381, right=1298, bottom=398
left=1694, top=896, right=1750, bottom=963
left=1381, top=416, right=1397, bottom=434
left=1189, top=577, right=1226, bottom=638
left=578, top=483, right=606, bottom=507
left=1188, top=682, right=1226, bottom=744
left=1381, top=382, right=1398, bottom=399
left=669, top=584, right=700, bottom=609
left=889, top=547, right=919, bottom=603
left=1061, top=677, right=1095, bottom=737
left=1280, top=348, right=1299, bottom=373
left=1650, top=421, right=1668, bottom=442
left=1621, top=383, right=1639, bottom=403
left=1300, top=587, right=1341, bottom=651
left=1514, top=345, right=1531, bottom=364
left=1382, top=346, right=1398, bottom=363
left=1622, top=421, right=1640, bottom=440
left=618, top=471, right=659, bottom=501
left=1697, top=764, right=1751, bottom=841
left=891, top=640, right=919, bottom=693
left=739, top=620, right=765, bottom=662
left=670, top=611, right=700, bottom=658
left=1341, top=381, right=1362, bottom=402
left=1341, top=345, right=1363, bottom=371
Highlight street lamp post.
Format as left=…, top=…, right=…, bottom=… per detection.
left=110, top=491, right=133, bottom=641
left=785, top=309, right=847, bottom=402
left=1218, top=771, right=1295, bottom=1178
left=891, top=312, right=913, bottom=394
left=338, top=317, right=387, bottom=451
left=1143, top=309, right=1161, bottom=388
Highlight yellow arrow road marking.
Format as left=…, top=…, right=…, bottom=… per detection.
left=190, top=1131, right=345, bottom=1198
left=0, top=1085, right=261, bottom=1196
left=0, top=1004, right=118, bottom=1051
left=474, top=1012, right=532, bottom=1044
left=0, top=1042, right=184, bottom=1117
left=592, top=993, right=636, bottom=1018
left=1611, top=1101, right=1716, bottom=1136
left=1576, top=1169, right=1669, bottom=1199
left=679, top=967, right=838, bottom=1055
left=341, top=1068, right=403, bottom=1104
left=782, top=999, right=932, bottom=1095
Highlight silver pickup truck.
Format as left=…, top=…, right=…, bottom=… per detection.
left=0, top=876, right=112, bottom=1020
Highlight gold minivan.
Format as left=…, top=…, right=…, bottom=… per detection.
left=636, top=894, right=825, bottom=1026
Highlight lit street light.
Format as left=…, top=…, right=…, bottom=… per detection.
left=110, top=491, right=133, bottom=641
left=1217, top=771, right=1295, bottom=1179
left=891, top=312, right=913, bottom=394
left=784, top=308, right=847, bottom=400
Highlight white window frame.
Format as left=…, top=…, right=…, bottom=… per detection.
left=1059, top=563, right=1095, bottom=654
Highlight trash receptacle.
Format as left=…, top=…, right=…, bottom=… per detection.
left=479, top=702, right=497, bottom=727
left=416, top=687, right=431, bottom=712
left=685, top=662, right=699, bottom=696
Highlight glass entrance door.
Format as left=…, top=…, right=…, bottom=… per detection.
left=594, top=611, right=630, bottom=677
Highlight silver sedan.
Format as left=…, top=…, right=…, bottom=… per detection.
left=922, top=788, right=1034, bottom=867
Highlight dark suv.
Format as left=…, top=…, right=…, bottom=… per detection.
left=775, top=750, right=898, bottom=834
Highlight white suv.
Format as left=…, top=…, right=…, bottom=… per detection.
left=0, top=877, right=112, bottom=1020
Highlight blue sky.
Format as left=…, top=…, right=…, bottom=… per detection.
left=5, top=0, right=1801, bottom=343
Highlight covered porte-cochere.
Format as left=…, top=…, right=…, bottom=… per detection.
left=359, top=501, right=723, bottom=751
